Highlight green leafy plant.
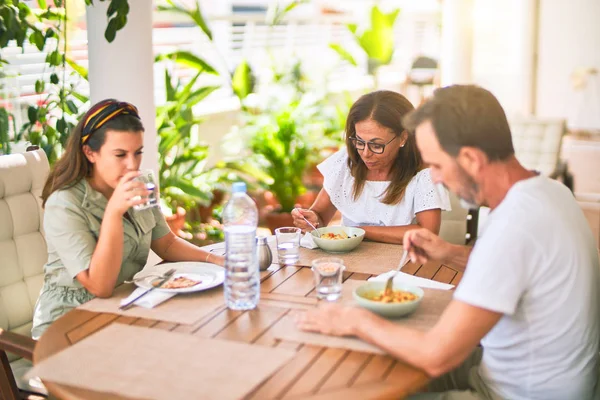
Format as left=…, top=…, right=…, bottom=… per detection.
left=246, top=103, right=309, bottom=213
left=329, top=5, right=400, bottom=76
left=0, top=107, right=13, bottom=154
left=0, top=0, right=129, bottom=159
left=158, top=0, right=212, bottom=40
left=224, top=87, right=348, bottom=213
left=83, top=0, right=130, bottom=43
left=156, top=68, right=220, bottom=212
left=155, top=0, right=227, bottom=216
left=232, top=59, right=255, bottom=101
left=0, top=1, right=65, bottom=63
left=265, top=0, right=308, bottom=26
left=0, top=1, right=90, bottom=161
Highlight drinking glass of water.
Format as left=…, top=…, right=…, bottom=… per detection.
left=275, top=227, right=301, bottom=265
left=312, top=258, right=345, bottom=301
left=132, top=169, right=158, bottom=211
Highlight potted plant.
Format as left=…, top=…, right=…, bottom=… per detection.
left=221, top=93, right=311, bottom=232
left=229, top=97, right=346, bottom=230
left=156, top=68, right=223, bottom=235
left=253, top=106, right=309, bottom=231
left=329, top=5, right=400, bottom=86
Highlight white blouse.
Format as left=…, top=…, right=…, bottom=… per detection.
left=317, top=148, right=451, bottom=227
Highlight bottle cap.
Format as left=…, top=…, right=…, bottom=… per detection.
left=231, top=182, right=247, bottom=193
left=256, top=236, right=268, bottom=243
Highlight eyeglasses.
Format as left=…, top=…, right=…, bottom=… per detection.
left=349, top=136, right=397, bottom=154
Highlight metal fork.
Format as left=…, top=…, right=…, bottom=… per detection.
left=294, top=207, right=321, bottom=236
left=384, top=250, right=409, bottom=296
left=124, top=274, right=161, bottom=284
left=123, top=268, right=175, bottom=285
left=119, top=268, right=177, bottom=310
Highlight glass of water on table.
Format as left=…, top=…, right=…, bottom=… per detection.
left=132, top=169, right=158, bottom=211
left=312, top=258, right=345, bottom=301
left=275, top=227, right=301, bottom=265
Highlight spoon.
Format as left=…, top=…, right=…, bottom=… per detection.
left=294, top=208, right=321, bottom=236
left=384, top=249, right=409, bottom=296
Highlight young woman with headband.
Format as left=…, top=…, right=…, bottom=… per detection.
left=32, top=99, right=224, bottom=338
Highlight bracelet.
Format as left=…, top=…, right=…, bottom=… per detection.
left=205, top=253, right=211, bottom=263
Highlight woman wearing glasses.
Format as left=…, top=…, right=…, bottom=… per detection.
left=292, top=90, right=449, bottom=244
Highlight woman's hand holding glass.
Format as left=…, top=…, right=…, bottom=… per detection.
left=291, top=208, right=320, bottom=233
left=106, top=171, right=150, bottom=216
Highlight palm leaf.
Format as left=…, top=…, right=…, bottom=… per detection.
left=156, top=51, right=217, bottom=75
left=232, top=59, right=254, bottom=100
left=164, top=177, right=212, bottom=202
left=65, top=57, right=88, bottom=80
left=164, top=70, right=176, bottom=102
left=328, top=44, right=358, bottom=67
left=158, top=0, right=213, bottom=40
left=186, top=86, right=220, bottom=106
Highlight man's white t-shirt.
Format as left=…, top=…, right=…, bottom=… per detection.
left=455, top=175, right=600, bottom=399
left=317, top=148, right=450, bottom=227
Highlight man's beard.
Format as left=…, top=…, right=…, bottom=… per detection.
left=458, top=197, right=479, bottom=210
left=444, top=164, right=481, bottom=210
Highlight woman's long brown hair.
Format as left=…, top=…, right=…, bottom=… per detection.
left=41, top=102, right=144, bottom=207
left=345, top=90, right=423, bottom=205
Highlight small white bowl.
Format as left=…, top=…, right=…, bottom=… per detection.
left=353, top=281, right=424, bottom=319
left=310, top=226, right=365, bottom=253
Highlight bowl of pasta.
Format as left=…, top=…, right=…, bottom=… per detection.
left=352, top=281, right=424, bottom=318
left=310, top=226, right=365, bottom=253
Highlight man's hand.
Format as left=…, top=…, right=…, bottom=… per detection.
left=296, top=303, right=364, bottom=336
left=403, top=228, right=454, bottom=264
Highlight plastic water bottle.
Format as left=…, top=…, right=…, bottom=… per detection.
left=222, top=182, right=260, bottom=310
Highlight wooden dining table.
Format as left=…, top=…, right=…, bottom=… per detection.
left=34, top=243, right=463, bottom=400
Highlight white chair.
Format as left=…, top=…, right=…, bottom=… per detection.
left=475, top=117, right=571, bottom=239
left=510, top=116, right=571, bottom=185
left=0, top=148, right=49, bottom=398
left=439, top=192, right=470, bottom=245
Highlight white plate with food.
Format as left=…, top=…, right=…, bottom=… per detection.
left=133, top=262, right=225, bottom=294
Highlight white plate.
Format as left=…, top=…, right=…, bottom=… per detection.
left=133, top=262, right=225, bottom=294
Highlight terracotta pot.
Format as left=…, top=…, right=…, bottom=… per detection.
left=303, top=164, right=324, bottom=189
left=196, top=189, right=226, bottom=223
left=263, top=190, right=280, bottom=208
left=265, top=211, right=295, bottom=234
left=295, top=190, right=318, bottom=209
left=166, top=206, right=186, bottom=236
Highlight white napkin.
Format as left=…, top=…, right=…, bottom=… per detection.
left=369, top=270, right=455, bottom=291
left=119, top=287, right=176, bottom=309
left=300, top=232, right=318, bottom=249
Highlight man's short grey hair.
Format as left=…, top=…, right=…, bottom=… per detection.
left=402, top=85, right=515, bottom=161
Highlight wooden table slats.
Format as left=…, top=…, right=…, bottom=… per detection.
left=433, top=265, right=457, bottom=284
left=414, top=260, right=444, bottom=280
left=35, top=257, right=462, bottom=399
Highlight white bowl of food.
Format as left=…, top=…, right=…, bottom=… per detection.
left=310, top=226, right=365, bottom=253
left=353, top=281, right=424, bottom=318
